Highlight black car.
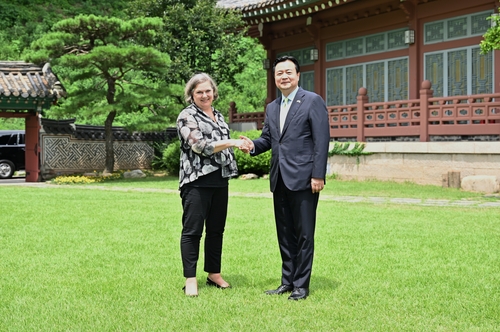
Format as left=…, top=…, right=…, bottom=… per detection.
left=0, top=130, right=25, bottom=179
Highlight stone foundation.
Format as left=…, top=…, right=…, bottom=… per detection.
left=328, top=142, right=500, bottom=189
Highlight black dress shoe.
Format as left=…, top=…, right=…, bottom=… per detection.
left=265, top=284, right=293, bottom=295
left=288, top=287, right=309, bottom=300
left=206, top=277, right=231, bottom=289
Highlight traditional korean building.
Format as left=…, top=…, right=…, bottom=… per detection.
left=219, top=0, right=500, bottom=142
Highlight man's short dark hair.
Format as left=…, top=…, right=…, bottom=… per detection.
left=272, top=55, right=300, bottom=74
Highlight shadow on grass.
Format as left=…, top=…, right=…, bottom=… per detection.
left=311, top=276, right=341, bottom=292
left=227, top=275, right=341, bottom=294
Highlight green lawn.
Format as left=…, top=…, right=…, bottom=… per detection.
left=74, top=175, right=493, bottom=200
left=1, top=179, right=499, bottom=331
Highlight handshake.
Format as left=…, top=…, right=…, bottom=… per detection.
left=231, top=136, right=254, bottom=154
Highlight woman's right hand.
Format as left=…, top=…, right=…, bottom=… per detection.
left=238, top=136, right=254, bottom=153
left=231, top=139, right=244, bottom=149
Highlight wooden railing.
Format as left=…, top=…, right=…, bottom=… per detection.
left=229, top=81, right=500, bottom=141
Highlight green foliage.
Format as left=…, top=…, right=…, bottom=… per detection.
left=480, top=13, right=500, bottom=54
left=215, top=37, right=267, bottom=115
left=231, top=130, right=271, bottom=176
left=21, top=15, right=176, bottom=130
left=0, top=32, right=23, bottom=60
left=0, top=2, right=22, bottom=30
left=155, top=138, right=181, bottom=176
left=1, top=0, right=267, bottom=137
left=154, top=130, right=271, bottom=177
left=328, top=142, right=372, bottom=166
left=0, top=0, right=130, bottom=58
left=26, top=14, right=166, bottom=64
left=0, top=1, right=55, bottom=57
left=0, top=118, right=25, bottom=130
left=25, top=14, right=172, bottom=125
left=24, top=14, right=172, bottom=172
left=128, top=0, right=247, bottom=88
left=1, top=0, right=266, bottom=130
left=328, top=141, right=372, bottom=157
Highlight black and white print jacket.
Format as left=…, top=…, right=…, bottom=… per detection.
left=176, top=103, right=238, bottom=188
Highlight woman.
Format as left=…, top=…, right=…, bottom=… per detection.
left=177, top=73, right=243, bottom=297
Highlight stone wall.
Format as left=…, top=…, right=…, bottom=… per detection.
left=40, top=134, right=155, bottom=180
left=39, top=119, right=175, bottom=180
left=328, top=142, right=500, bottom=186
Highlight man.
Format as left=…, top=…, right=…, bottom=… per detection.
left=240, top=55, right=330, bottom=300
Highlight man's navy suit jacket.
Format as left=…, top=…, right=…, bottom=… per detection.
left=252, top=87, right=330, bottom=192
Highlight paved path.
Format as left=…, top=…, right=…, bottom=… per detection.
left=236, top=192, right=500, bottom=207
left=318, top=194, right=500, bottom=208
left=4, top=181, right=500, bottom=208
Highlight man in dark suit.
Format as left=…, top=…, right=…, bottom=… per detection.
left=240, top=55, right=330, bottom=300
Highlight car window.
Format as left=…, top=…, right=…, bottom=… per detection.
left=0, top=133, right=13, bottom=145
left=18, top=134, right=25, bottom=145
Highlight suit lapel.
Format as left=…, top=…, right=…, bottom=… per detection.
left=273, top=98, right=282, bottom=134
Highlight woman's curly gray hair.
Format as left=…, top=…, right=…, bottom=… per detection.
left=184, top=73, right=219, bottom=104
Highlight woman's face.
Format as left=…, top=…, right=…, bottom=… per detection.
left=192, top=81, right=214, bottom=110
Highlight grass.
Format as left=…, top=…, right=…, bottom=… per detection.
left=1, top=178, right=499, bottom=331
left=66, top=174, right=494, bottom=201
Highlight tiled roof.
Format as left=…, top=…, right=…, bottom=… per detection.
left=41, top=118, right=176, bottom=142
left=0, top=61, right=66, bottom=101
left=218, top=0, right=356, bottom=24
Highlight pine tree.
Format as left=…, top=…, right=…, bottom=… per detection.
left=25, top=14, right=171, bottom=174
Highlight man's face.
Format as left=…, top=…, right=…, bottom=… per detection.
left=274, top=60, right=300, bottom=95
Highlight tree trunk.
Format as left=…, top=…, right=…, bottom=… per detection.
left=103, top=110, right=116, bottom=174
left=104, top=76, right=116, bottom=175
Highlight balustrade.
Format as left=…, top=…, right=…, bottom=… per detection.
left=229, top=81, right=500, bottom=141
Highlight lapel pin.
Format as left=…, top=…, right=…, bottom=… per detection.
left=297, top=100, right=301, bottom=103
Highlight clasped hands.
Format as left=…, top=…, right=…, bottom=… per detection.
left=232, top=136, right=254, bottom=154
left=231, top=136, right=324, bottom=194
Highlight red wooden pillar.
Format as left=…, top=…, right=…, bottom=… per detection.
left=419, top=80, right=433, bottom=142
left=357, top=87, right=368, bottom=142
left=24, top=112, right=40, bottom=182
left=228, top=101, right=236, bottom=124
left=402, top=0, right=419, bottom=99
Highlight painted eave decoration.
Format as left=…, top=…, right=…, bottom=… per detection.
left=218, top=0, right=358, bottom=24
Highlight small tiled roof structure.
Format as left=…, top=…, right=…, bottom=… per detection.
left=0, top=61, right=66, bottom=112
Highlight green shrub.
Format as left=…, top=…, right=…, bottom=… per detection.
left=328, top=141, right=371, bottom=157
left=163, top=139, right=181, bottom=176
left=154, top=130, right=271, bottom=177
left=328, top=141, right=372, bottom=166
left=153, top=138, right=180, bottom=176
left=151, top=141, right=168, bottom=171
left=231, top=129, right=271, bottom=176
